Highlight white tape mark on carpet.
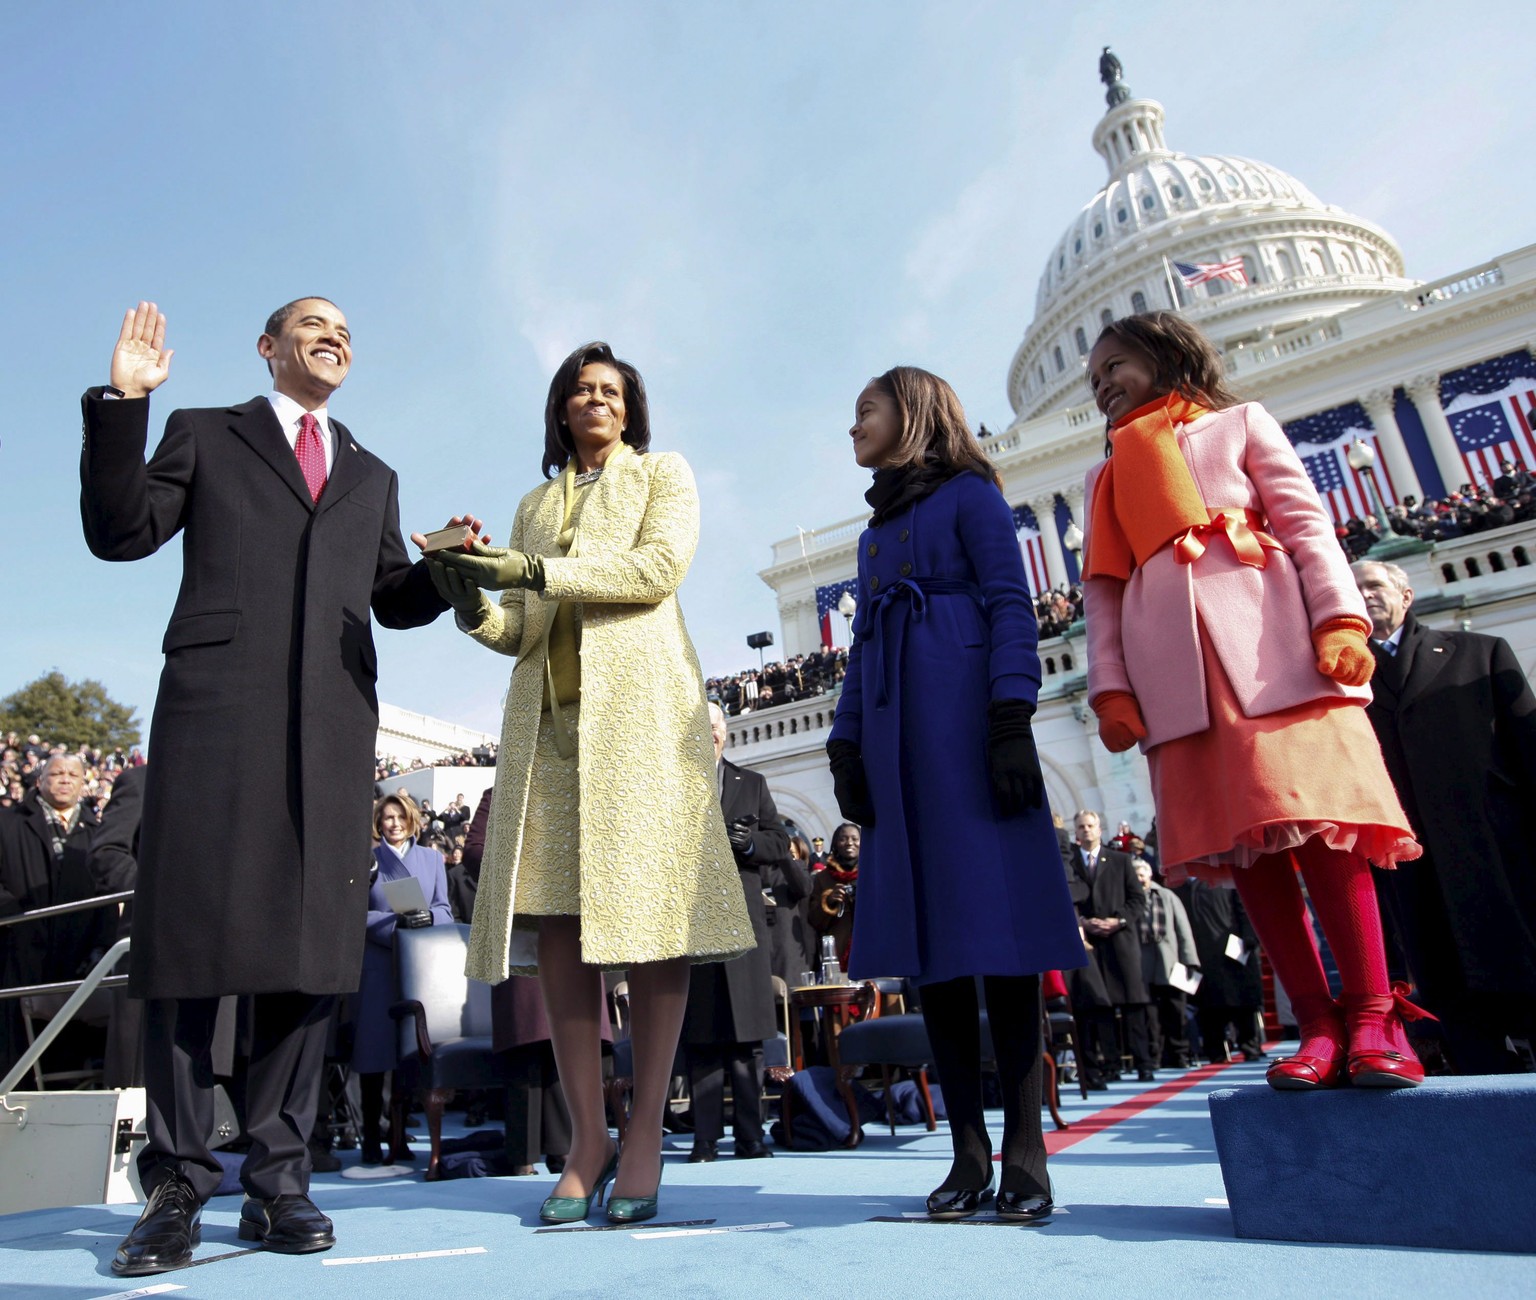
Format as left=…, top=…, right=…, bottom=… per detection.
left=1205, top=1198, right=1230, bottom=1206
left=637, top=1221, right=791, bottom=1239
left=323, top=1246, right=489, bottom=1266
left=88, top=1284, right=187, bottom=1300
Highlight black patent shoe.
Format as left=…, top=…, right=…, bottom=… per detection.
left=734, top=1139, right=774, bottom=1160
left=925, top=1178, right=995, bottom=1220
left=687, top=1141, right=718, bottom=1164
left=112, top=1174, right=203, bottom=1276
left=238, top=1193, right=335, bottom=1253
left=996, top=1191, right=1054, bottom=1222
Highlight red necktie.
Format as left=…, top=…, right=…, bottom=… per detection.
left=296, top=413, right=328, bottom=503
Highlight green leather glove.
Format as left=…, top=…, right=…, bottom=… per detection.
left=436, top=541, right=546, bottom=591
left=426, top=558, right=491, bottom=625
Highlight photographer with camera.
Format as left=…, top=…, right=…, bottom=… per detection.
left=808, top=823, right=861, bottom=968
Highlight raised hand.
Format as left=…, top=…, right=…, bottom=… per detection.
left=110, top=302, right=175, bottom=398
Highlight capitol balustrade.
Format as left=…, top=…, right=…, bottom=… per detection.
left=1425, top=517, right=1536, bottom=587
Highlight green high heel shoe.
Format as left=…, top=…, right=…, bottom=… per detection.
left=538, top=1147, right=619, bottom=1224
left=606, top=1163, right=663, bottom=1225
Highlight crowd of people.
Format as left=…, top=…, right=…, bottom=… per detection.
left=0, top=732, right=144, bottom=813
left=1035, top=585, right=1085, bottom=639
left=1335, top=460, right=1536, bottom=558
left=374, top=747, right=496, bottom=781
left=706, top=650, right=847, bottom=716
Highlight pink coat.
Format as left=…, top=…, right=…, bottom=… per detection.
left=1083, top=401, right=1372, bottom=749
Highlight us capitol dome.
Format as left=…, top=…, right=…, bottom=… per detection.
left=1011, top=50, right=1416, bottom=422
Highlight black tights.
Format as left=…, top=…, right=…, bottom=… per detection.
left=359, top=1071, right=385, bottom=1142
left=919, top=974, right=1047, bottom=1198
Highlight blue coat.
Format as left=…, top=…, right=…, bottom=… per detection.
left=351, top=839, right=455, bottom=1073
left=829, top=472, right=1086, bottom=985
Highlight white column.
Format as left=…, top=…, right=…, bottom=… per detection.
left=1405, top=374, right=1467, bottom=495
left=1030, top=492, right=1069, bottom=592
left=1360, top=388, right=1424, bottom=503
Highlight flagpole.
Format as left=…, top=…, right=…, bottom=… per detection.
left=1162, top=256, right=1181, bottom=311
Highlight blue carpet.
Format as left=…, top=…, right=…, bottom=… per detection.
left=3, top=1056, right=1533, bottom=1299
left=1210, top=1074, right=1536, bottom=1253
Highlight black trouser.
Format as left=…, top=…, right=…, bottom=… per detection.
left=686, top=1043, right=765, bottom=1146
left=503, top=1041, right=572, bottom=1165
left=1145, top=985, right=1189, bottom=1068
left=1197, top=1006, right=1264, bottom=1062
left=1079, top=1004, right=1151, bottom=1076
left=140, top=992, right=335, bottom=1201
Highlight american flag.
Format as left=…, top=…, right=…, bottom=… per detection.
left=815, top=578, right=859, bottom=649
left=1284, top=402, right=1397, bottom=524
left=1174, top=257, right=1248, bottom=288
left=1011, top=504, right=1051, bottom=595
left=1438, top=351, right=1536, bottom=489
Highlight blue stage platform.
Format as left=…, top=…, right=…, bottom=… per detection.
left=2, top=1055, right=1532, bottom=1299
left=1210, top=1074, right=1536, bottom=1254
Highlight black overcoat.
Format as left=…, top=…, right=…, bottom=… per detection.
left=1366, top=613, right=1536, bottom=996
left=683, top=760, right=787, bottom=1046
left=0, top=793, right=107, bottom=1072
left=1174, top=879, right=1263, bottom=1009
left=78, top=391, right=446, bottom=999
left=1064, top=844, right=1148, bottom=1006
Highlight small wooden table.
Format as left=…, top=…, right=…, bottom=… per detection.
left=786, top=982, right=879, bottom=1147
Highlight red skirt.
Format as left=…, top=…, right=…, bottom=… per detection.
left=1152, top=626, right=1419, bottom=886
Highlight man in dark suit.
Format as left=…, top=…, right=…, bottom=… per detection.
left=88, top=762, right=147, bottom=1088
left=1064, top=809, right=1151, bottom=1084
left=0, top=753, right=109, bottom=1082
left=681, top=704, right=789, bottom=1161
left=1354, top=560, right=1536, bottom=1073
left=79, top=300, right=454, bottom=1276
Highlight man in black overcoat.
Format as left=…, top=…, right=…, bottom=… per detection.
left=1175, top=878, right=1265, bottom=1062
left=79, top=300, right=453, bottom=1275
left=681, top=705, right=788, bottom=1161
left=1355, top=560, right=1536, bottom=1072
left=0, top=754, right=109, bottom=1081
left=88, top=762, right=147, bottom=1088
left=1063, top=809, right=1150, bottom=1084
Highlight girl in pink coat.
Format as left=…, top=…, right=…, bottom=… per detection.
left=1081, top=312, right=1430, bottom=1090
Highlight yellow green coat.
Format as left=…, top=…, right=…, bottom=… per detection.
left=462, top=444, right=752, bottom=982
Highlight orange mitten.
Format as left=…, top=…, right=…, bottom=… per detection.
left=1091, top=690, right=1148, bottom=753
left=1312, top=616, right=1375, bottom=686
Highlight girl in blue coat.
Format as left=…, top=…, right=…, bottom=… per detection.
left=353, top=793, right=454, bottom=1163
left=827, top=366, right=1085, bottom=1221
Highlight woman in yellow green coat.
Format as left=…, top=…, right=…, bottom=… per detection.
left=421, top=342, right=750, bottom=1225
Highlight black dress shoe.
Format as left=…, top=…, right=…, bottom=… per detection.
left=734, top=1139, right=774, bottom=1160
left=238, top=1193, right=336, bottom=1253
left=996, top=1191, right=1054, bottom=1222
left=112, top=1174, right=203, bottom=1276
left=360, top=1136, right=383, bottom=1166
left=1137, top=1068, right=1157, bottom=1083
left=925, top=1181, right=995, bottom=1220
left=545, top=1154, right=567, bottom=1174
left=1084, top=1076, right=1108, bottom=1092
left=687, top=1141, right=718, bottom=1163
left=308, top=1143, right=342, bottom=1173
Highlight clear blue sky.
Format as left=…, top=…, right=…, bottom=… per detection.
left=3, top=1, right=1528, bottom=741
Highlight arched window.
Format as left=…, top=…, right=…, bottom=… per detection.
left=1336, top=247, right=1356, bottom=274
left=1053, top=345, right=1065, bottom=373
left=1100, top=307, right=1114, bottom=328
left=1130, top=290, right=1148, bottom=314
left=1074, top=326, right=1089, bottom=356
left=1207, top=278, right=1226, bottom=297
left=1307, top=247, right=1327, bottom=276
left=1275, top=248, right=1294, bottom=280
left=1242, top=255, right=1260, bottom=285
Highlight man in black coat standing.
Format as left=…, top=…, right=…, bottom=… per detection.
left=681, top=705, right=789, bottom=1161
left=79, top=301, right=453, bottom=1276
left=1354, top=560, right=1536, bottom=1072
left=1064, top=809, right=1150, bottom=1084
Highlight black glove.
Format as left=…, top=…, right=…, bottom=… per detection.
left=987, top=699, right=1044, bottom=817
left=399, top=908, right=433, bottom=929
left=826, top=738, right=876, bottom=827
left=726, top=818, right=755, bottom=855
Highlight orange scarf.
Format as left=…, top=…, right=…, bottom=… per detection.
left=1082, top=392, right=1212, bottom=581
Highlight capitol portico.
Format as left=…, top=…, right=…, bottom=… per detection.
left=744, top=55, right=1536, bottom=841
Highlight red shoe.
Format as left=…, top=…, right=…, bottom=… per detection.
left=1266, top=998, right=1347, bottom=1090
left=1344, top=982, right=1436, bottom=1089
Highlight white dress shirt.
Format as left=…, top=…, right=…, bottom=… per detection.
left=1376, top=622, right=1406, bottom=656
left=267, top=391, right=335, bottom=474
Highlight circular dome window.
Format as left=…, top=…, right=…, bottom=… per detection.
left=1169, top=183, right=1184, bottom=199
left=1116, top=208, right=1128, bottom=223
left=1058, top=253, right=1066, bottom=271
left=1198, top=175, right=1213, bottom=193
left=1222, top=173, right=1240, bottom=191
left=1093, top=221, right=1104, bottom=238
left=1141, top=194, right=1155, bottom=210
left=1074, top=237, right=1083, bottom=254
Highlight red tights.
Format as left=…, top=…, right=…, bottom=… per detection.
left=1231, top=840, right=1394, bottom=1050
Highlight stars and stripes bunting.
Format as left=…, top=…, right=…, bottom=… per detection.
left=1173, top=257, right=1247, bottom=288
left=1438, top=352, right=1536, bottom=489
left=815, top=578, right=859, bottom=649
left=1283, top=402, right=1397, bottom=525
left=1011, top=504, right=1051, bottom=596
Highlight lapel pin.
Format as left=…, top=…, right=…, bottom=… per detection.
left=1432, top=647, right=1443, bottom=653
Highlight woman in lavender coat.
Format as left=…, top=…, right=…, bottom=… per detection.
left=826, top=366, right=1084, bottom=1222
left=352, top=793, right=454, bottom=1163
